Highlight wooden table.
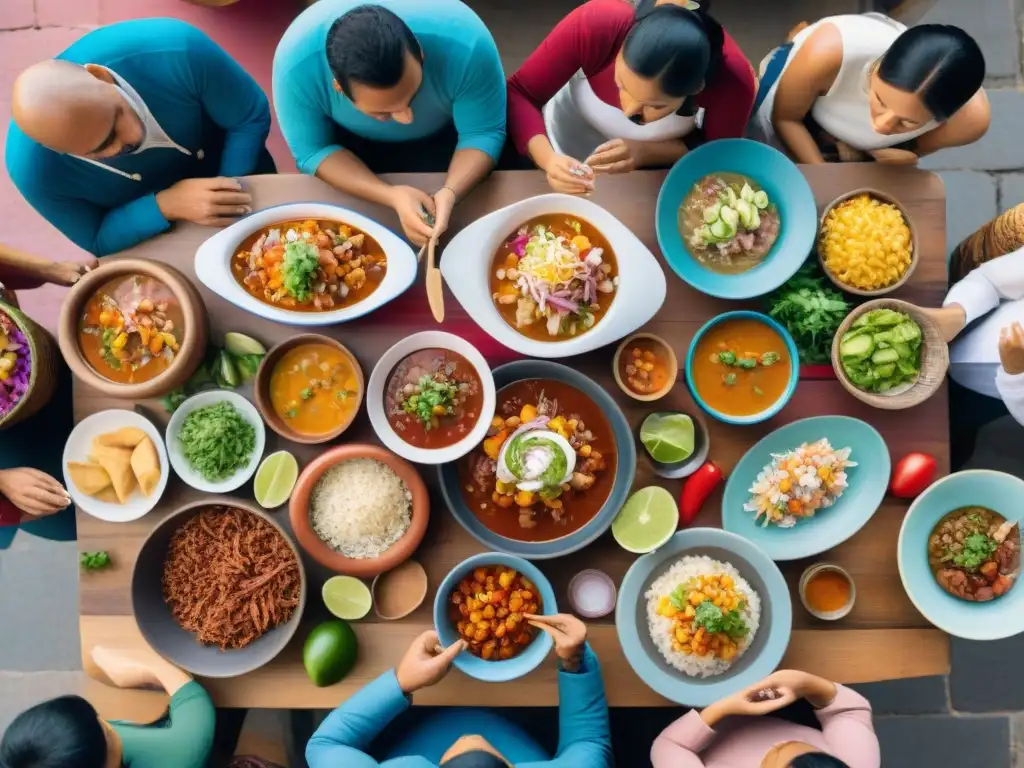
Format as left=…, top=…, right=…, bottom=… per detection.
left=76, top=168, right=951, bottom=721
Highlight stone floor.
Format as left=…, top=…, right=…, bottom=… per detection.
left=3, top=0, right=1024, bottom=765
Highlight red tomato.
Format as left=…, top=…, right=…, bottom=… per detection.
left=890, top=452, right=938, bottom=499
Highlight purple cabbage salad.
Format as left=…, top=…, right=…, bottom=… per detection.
left=0, top=309, right=31, bottom=419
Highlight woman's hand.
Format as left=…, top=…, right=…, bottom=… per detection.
left=585, top=138, right=645, bottom=175
left=525, top=613, right=586, bottom=670
left=44, top=259, right=97, bottom=287
left=543, top=155, right=594, bottom=195
left=701, top=681, right=799, bottom=727
left=388, top=185, right=436, bottom=246
left=999, top=322, right=1024, bottom=374
left=395, top=630, right=465, bottom=694
left=0, top=468, right=70, bottom=517
left=869, top=147, right=920, bottom=166
left=92, top=646, right=163, bottom=690
left=756, top=669, right=838, bottom=708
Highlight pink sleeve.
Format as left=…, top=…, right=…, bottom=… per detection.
left=695, top=30, right=756, bottom=141
left=816, top=685, right=882, bottom=768
left=650, top=710, right=713, bottom=768
left=506, top=0, right=632, bottom=155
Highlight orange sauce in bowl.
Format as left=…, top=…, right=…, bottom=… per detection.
left=269, top=344, right=360, bottom=436
left=805, top=570, right=852, bottom=613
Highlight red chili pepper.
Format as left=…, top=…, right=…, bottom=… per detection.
left=680, top=461, right=724, bottom=526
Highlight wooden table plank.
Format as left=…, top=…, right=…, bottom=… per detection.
left=75, top=168, right=950, bottom=704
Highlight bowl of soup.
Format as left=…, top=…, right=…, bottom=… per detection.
left=367, top=331, right=495, bottom=465
left=194, top=203, right=418, bottom=326
left=58, top=259, right=208, bottom=399
left=656, top=139, right=817, bottom=300
left=254, top=334, right=364, bottom=444
left=441, top=194, right=666, bottom=358
left=685, top=311, right=799, bottom=425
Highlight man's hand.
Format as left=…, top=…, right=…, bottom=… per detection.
left=395, top=630, right=465, bottom=694
left=430, top=186, right=457, bottom=243
left=999, top=321, right=1024, bottom=375
left=525, top=613, right=586, bottom=670
left=586, top=138, right=645, bottom=175
left=0, top=468, right=70, bottom=517
left=389, top=186, right=436, bottom=246
left=156, top=177, right=253, bottom=226
left=869, top=147, right=920, bottom=166
left=543, top=154, right=594, bottom=195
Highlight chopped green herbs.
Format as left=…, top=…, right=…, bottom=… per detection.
left=766, top=262, right=851, bottom=364
left=717, top=350, right=736, bottom=365
left=760, top=351, right=780, bottom=366
left=80, top=551, right=111, bottom=571
left=400, top=375, right=460, bottom=429
left=668, top=584, right=688, bottom=610
left=951, top=533, right=998, bottom=571
left=693, top=600, right=749, bottom=639
left=300, top=387, right=314, bottom=400
left=282, top=241, right=320, bottom=302
left=177, top=401, right=255, bottom=482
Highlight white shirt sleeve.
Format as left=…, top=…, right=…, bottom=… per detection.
left=944, top=246, right=1024, bottom=326
left=996, top=367, right=1024, bottom=427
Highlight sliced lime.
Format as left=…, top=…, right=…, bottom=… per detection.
left=224, top=332, right=267, bottom=357
left=253, top=451, right=299, bottom=509
left=640, top=413, right=695, bottom=465
left=611, top=486, right=679, bottom=553
left=322, top=576, right=373, bottom=621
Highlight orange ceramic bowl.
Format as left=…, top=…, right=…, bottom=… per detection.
left=289, top=444, right=429, bottom=578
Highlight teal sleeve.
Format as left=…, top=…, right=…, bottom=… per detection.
left=11, top=171, right=169, bottom=257
left=111, top=681, right=215, bottom=768
left=305, top=670, right=411, bottom=768
left=184, top=27, right=271, bottom=177
left=451, top=34, right=506, bottom=162
left=521, top=646, right=613, bottom=768
left=273, top=60, right=343, bottom=175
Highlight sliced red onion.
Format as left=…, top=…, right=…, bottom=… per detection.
left=545, top=294, right=579, bottom=313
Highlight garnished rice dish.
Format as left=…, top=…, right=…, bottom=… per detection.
left=0, top=309, right=30, bottom=420
left=744, top=439, right=856, bottom=528
left=310, top=458, right=412, bottom=559
left=646, top=555, right=760, bottom=678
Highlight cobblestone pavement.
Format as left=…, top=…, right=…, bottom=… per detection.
left=3, top=0, right=1024, bottom=765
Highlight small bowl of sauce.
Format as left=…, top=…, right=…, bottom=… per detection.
left=799, top=563, right=855, bottom=621
left=613, top=333, right=678, bottom=402
left=372, top=559, right=428, bottom=621
left=568, top=569, right=617, bottom=618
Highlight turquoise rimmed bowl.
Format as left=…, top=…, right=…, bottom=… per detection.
left=898, top=470, right=1024, bottom=641
left=655, top=138, right=817, bottom=299
left=685, top=310, right=799, bottom=425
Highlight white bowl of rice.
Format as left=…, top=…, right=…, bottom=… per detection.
left=289, top=444, right=429, bottom=578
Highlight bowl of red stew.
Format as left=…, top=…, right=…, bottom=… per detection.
left=367, top=331, right=495, bottom=465
left=439, top=359, right=636, bottom=559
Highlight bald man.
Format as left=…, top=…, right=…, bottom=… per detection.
left=5, top=18, right=274, bottom=257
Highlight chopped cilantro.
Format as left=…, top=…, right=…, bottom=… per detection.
left=718, top=350, right=737, bottom=365
left=693, top=599, right=750, bottom=640
left=760, top=351, right=781, bottom=366
left=953, top=533, right=998, bottom=571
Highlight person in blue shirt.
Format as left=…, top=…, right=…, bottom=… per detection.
left=6, top=18, right=274, bottom=257
left=306, top=614, right=612, bottom=768
left=273, top=0, right=506, bottom=247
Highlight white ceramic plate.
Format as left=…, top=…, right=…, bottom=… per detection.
left=367, top=331, right=496, bottom=465
left=166, top=390, right=266, bottom=493
left=62, top=410, right=170, bottom=523
left=194, top=202, right=417, bottom=326
left=441, top=194, right=667, bottom=358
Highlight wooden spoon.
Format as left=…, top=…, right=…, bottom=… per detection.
left=425, top=237, right=444, bottom=323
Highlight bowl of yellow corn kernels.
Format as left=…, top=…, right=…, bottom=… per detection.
left=817, top=189, right=918, bottom=297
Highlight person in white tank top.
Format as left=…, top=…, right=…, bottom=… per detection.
left=750, top=14, right=989, bottom=165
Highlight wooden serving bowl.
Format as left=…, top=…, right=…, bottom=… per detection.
left=57, top=259, right=208, bottom=399
left=289, top=444, right=429, bottom=578
left=254, top=334, right=364, bottom=445
left=612, top=332, right=679, bottom=402
left=831, top=298, right=949, bottom=410
left=817, top=188, right=919, bottom=297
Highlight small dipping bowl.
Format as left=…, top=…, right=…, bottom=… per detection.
left=613, top=333, right=679, bottom=402
left=568, top=569, right=617, bottom=618
left=799, top=563, right=856, bottom=621
left=372, top=559, right=428, bottom=621
left=640, top=410, right=711, bottom=480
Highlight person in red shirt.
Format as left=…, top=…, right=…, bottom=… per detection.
left=507, top=0, right=756, bottom=194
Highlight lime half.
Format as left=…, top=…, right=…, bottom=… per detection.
left=640, top=413, right=695, bottom=465
left=322, top=576, right=373, bottom=621
left=254, top=451, right=299, bottom=509
left=612, top=486, right=679, bottom=553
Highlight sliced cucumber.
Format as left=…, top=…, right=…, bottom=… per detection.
left=870, top=347, right=900, bottom=365
left=839, top=333, right=874, bottom=361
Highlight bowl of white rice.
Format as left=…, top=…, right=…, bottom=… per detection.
left=616, top=528, right=792, bottom=707
left=289, top=443, right=429, bottom=578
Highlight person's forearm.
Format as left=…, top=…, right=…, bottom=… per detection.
left=699, top=700, right=730, bottom=728
left=146, top=656, right=194, bottom=697
left=639, top=139, right=689, bottom=168
left=0, top=244, right=52, bottom=276
left=527, top=134, right=557, bottom=171
left=776, top=120, right=826, bottom=164
left=315, top=149, right=395, bottom=208
left=443, top=148, right=494, bottom=200
left=802, top=675, right=838, bottom=709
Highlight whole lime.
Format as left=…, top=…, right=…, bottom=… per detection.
left=303, top=619, right=358, bottom=687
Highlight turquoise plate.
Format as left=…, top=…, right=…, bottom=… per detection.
left=898, top=470, right=1024, bottom=641
left=722, top=416, right=891, bottom=561
left=616, top=528, right=792, bottom=707
left=656, top=138, right=817, bottom=299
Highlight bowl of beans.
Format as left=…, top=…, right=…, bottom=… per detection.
left=435, top=552, right=557, bottom=682
left=817, top=189, right=918, bottom=297
left=613, top=333, right=679, bottom=402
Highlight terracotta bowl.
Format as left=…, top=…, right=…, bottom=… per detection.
left=254, top=334, right=364, bottom=445
left=612, top=332, right=679, bottom=402
left=58, top=258, right=208, bottom=399
left=289, top=444, right=429, bottom=578
left=817, top=188, right=919, bottom=297
left=831, top=298, right=949, bottom=410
